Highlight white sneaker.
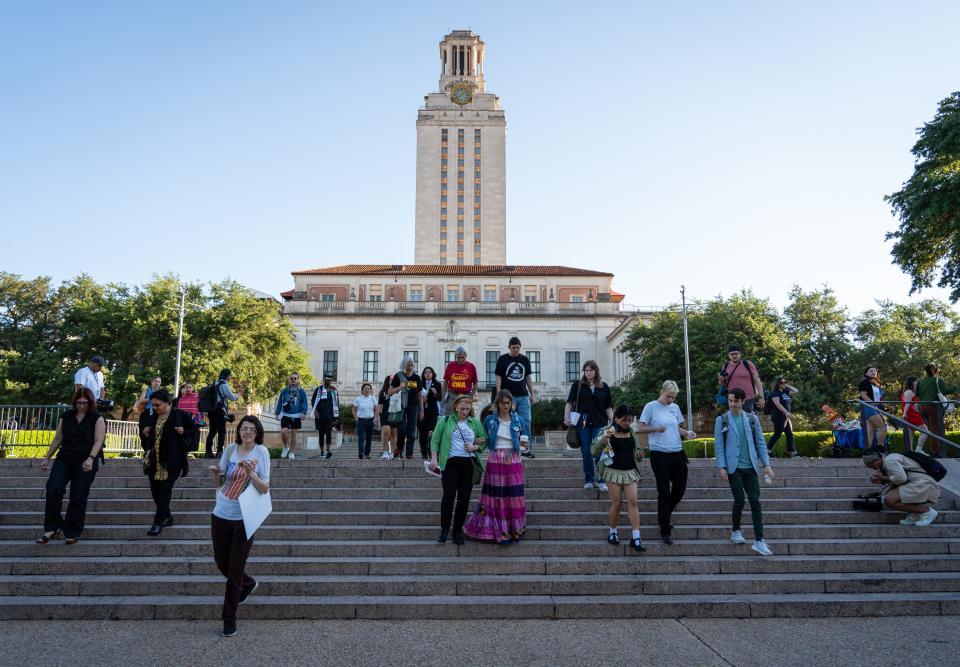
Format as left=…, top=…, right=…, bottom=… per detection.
left=914, top=507, right=938, bottom=527
left=598, top=482, right=609, bottom=492
left=287, top=452, right=295, bottom=460
left=915, top=445, right=926, bottom=454
left=730, top=530, right=746, bottom=544
left=584, top=482, right=594, bottom=489
left=280, top=447, right=289, bottom=459
left=900, top=513, right=921, bottom=526
left=751, top=540, right=773, bottom=556
left=381, top=451, right=391, bottom=460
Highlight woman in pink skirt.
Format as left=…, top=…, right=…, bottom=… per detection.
left=464, top=389, right=526, bottom=545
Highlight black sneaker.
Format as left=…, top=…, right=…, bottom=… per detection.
left=521, top=450, right=535, bottom=458
left=159, top=517, right=174, bottom=528
left=630, top=537, right=647, bottom=552
left=662, top=534, right=673, bottom=546
left=146, top=524, right=161, bottom=536
left=607, top=532, right=619, bottom=546
left=223, top=621, right=237, bottom=637
left=436, top=530, right=448, bottom=544
left=239, top=578, right=259, bottom=605
left=325, top=451, right=333, bottom=459
left=452, top=531, right=465, bottom=545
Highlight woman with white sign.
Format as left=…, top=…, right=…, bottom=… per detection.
left=208, top=415, right=271, bottom=637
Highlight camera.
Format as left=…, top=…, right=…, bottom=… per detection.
left=96, top=399, right=115, bottom=412
left=225, top=413, right=235, bottom=423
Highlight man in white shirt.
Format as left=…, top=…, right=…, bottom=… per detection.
left=74, top=356, right=105, bottom=400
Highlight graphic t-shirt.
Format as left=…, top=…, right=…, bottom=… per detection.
left=443, top=361, right=478, bottom=394
left=391, top=373, right=423, bottom=410
left=495, top=353, right=532, bottom=397
left=770, top=389, right=792, bottom=415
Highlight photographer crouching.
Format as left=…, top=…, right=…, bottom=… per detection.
left=862, top=446, right=940, bottom=527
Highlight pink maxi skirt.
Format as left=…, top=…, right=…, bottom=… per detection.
left=464, top=448, right=526, bottom=543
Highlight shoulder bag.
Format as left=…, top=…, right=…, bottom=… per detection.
left=387, top=375, right=404, bottom=424
left=566, top=382, right=582, bottom=449
left=937, top=377, right=956, bottom=414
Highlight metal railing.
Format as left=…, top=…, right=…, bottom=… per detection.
left=849, top=399, right=959, bottom=453
left=101, top=420, right=237, bottom=456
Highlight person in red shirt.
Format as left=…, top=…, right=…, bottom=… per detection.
left=442, top=347, right=478, bottom=415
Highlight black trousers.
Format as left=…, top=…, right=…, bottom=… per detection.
left=316, top=417, right=334, bottom=448
left=440, top=456, right=474, bottom=533
left=649, top=450, right=688, bottom=537
left=44, top=456, right=99, bottom=539
left=393, top=405, right=418, bottom=457
left=205, top=411, right=227, bottom=458
left=149, top=477, right=176, bottom=524
left=419, top=413, right=438, bottom=459
left=767, top=413, right=795, bottom=454
left=211, top=514, right=255, bottom=623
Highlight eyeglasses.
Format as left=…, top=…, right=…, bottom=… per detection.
left=239, top=427, right=258, bottom=433
left=75, top=400, right=89, bottom=405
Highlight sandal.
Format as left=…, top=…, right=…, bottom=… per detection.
left=35, top=530, right=60, bottom=544
left=64, top=537, right=80, bottom=545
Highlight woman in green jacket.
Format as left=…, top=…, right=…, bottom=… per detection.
left=429, top=395, right=487, bottom=545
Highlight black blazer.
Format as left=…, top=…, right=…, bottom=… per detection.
left=142, top=408, right=196, bottom=480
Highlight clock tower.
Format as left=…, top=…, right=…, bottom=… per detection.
left=414, top=30, right=506, bottom=266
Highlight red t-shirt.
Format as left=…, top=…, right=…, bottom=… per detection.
left=443, top=361, right=478, bottom=394
left=722, top=360, right=759, bottom=399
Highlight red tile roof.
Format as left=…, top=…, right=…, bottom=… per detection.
left=291, top=264, right=613, bottom=277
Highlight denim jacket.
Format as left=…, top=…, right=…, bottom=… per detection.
left=275, top=386, right=308, bottom=417
left=483, top=412, right=523, bottom=453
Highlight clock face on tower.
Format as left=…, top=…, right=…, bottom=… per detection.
left=450, top=82, right=473, bottom=106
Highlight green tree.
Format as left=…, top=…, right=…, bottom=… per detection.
left=852, top=300, right=960, bottom=395
left=621, top=291, right=793, bottom=413
left=885, top=91, right=960, bottom=302
left=782, top=285, right=854, bottom=414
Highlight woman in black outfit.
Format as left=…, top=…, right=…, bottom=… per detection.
left=141, top=388, right=196, bottom=536
left=37, top=388, right=106, bottom=544
left=419, top=366, right=442, bottom=460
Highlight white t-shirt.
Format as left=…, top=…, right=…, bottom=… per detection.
left=639, top=400, right=684, bottom=452
left=449, top=418, right=475, bottom=458
left=353, top=395, right=377, bottom=419
left=213, top=444, right=272, bottom=521
left=74, top=366, right=104, bottom=399
left=495, top=419, right=514, bottom=449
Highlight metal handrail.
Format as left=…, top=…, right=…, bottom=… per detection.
left=848, top=400, right=959, bottom=452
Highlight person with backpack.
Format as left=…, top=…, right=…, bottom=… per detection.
left=714, top=387, right=775, bottom=556
left=310, top=374, right=339, bottom=459
left=203, top=369, right=238, bottom=459
left=275, top=372, right=308, bottom=460
left=718, top=345, right=764, bottom=413
left=916, top=364, right=958, bottom=457
left=862, top=446, right=941, bottom=527
left=766, top=377, right=799, bottom=457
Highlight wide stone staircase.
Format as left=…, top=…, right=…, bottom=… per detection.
left=0, top=456, right=959, bottom=619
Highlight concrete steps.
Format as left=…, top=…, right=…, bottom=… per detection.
left=0, top=457, right=958, bottom=619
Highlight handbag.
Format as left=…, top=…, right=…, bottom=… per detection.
left=566, top=382, right=583, bottom=449
left=454, top=419, right=484, bottom=484
left=937, top=379, right=956, bottom=414
left=387, top=377, right=404, bottom=423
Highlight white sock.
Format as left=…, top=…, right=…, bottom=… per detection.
left=609, top=527, right=617, bottom=535
left=631, top=530, right=640, bottom=540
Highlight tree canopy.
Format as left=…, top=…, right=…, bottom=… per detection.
left=0, top=273, right=313, bottom=417
left=886, top=91, right=960, bottom=302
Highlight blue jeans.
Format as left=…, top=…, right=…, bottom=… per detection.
left=578, top=422, right=605, bottom=484
left=356, top=418, right=374, bottom=457
left=513, top=395, right=532, bottom=438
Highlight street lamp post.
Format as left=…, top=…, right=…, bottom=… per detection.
left=173, top=285, right=186, bottom=398
left=681, top=286, right=694, bottom=435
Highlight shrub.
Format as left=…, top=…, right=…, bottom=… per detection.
left=684, top=429, right=960, bottom=458
left=532, top=399, right=565, bottom=435
left=337, top=404, right=356, bottom=432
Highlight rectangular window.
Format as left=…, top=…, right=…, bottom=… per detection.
left=362, top=351, right=378, bottom=382
left=320, top=293, right=335, bottom=302
left=483, top=286, right=496, bottom=302
left=410, top=289, right=423, bottom=301
left=528, top=351, right=541, bottom=383
left=486, top=351, right=499, bottom=387
left=444, top=350, right=457, bottom=365
left=474, top=196, right=481, bottom=204
left=571, top=295, right=584, bottom=303
left=474, top=146, right=480, bottom=155
left=402, top=350, right=419, bottom=371
left=565, top=351, right=581, bottom=382
left=323, top=351, right=338, bottom=380
left=440, top=195, right=447, bottom=203
left=447, top=288, right=460, bottom=302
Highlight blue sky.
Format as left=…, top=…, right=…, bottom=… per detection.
left=2, top=1, right=958, bottom=313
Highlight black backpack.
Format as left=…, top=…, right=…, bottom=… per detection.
left=901, top=450, right=947, bottom=482
left=762, top=390, right=773, bottom=415
left=197, top=380, right=222, bottom=413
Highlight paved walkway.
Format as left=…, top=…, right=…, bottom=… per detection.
left=1, top=616, right=955, bottom=666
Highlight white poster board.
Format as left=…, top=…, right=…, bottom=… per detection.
left=238, top=484, right=272, bottom=539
